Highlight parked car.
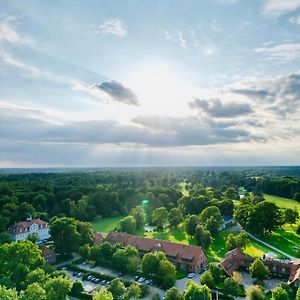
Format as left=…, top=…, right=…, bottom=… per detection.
left=61, top=267, right=66, bottom=271
left=90, top=264, right=96, bottom=268
left=95, top=278, right=100, bottom=284
left=134, top=276, right=139, bottom=281
left=118, top=272, right=123, bottom=277
left=101, top=280, right=107, bottom=285
left=77, top=272, right=83, bottom=278
left=187, top=273, right=195, bottom=278
left=73, top=272, right=78, bottom=276
left=105, top=281, right=111, bottom=286
left=138, top=277, right=145, bottom=283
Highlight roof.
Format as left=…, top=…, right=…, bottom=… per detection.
left=105, top=232, right=207, bottom=267
left=222, top=215, right=233, bottom=222
left=94, top=232, right=104, bottom=245
left=288, top=260, right=300, bottom=284
left=40, top=245, right=55, bottom=257
left=8, top=219, right=48, bottom=235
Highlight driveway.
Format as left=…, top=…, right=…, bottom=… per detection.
left=239, top=271, right=284, bottom=292
left=176, top=273, right=202, bottom=292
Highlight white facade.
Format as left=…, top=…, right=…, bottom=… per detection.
left=9, top=219, right=50, bottom=242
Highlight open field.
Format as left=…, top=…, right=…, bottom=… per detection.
left=92, top=216, right=124, bottom=235
left=264, top=193, right=300, bottom=213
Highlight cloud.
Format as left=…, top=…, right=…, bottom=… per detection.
left=230, top=71, right=300, bottom=117
left=289, top=16, right=300, bottom=25
left=254, top=43, right=300, bottom=62
left=0, top=16, right=34, bottom=46
left=0, top=103, right=260, bottom=147
left=93, top=80, right=139, bottom=106
left=189, top=98, right=253, bottom=118
left=164, top=30, right=187, bottom=48
left=263, top=0, right=300, bottom=16
left=97, top=18, right=127, bottom=37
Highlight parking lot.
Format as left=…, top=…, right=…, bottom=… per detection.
left=66, top=263, right=203, bottom=299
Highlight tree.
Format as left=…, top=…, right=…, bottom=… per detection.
left=159, top=259, right=176, bottom=289
left=208, top=264, right=223, bottom=284
left=194, top=225, right=211, bottom=249
left=200, top=270, right=214, bottom=288
left=44, top=276, right=72, bottom=300
left=21, top=282, right=46, bottom=300
left=76, top=221, right=95, bottom=246
left=226, top=232, right=249, bottom=251
left=224, top=277, right=240, bottom=297
left=235, top=202, right=284, bottom=236
left=249, top=258, right=270, bottom=281
left=165, top=287, right=184, bottom=300
left=27, top=232, right=39, bottom=244
left=184, top=280, right=210, bottom=300
left=168, top=208, right=183, bottom=228
left=184, top=215, right=199, bottom=236
left=112, top=245, right=138, bottom=273
left=0, top=285, right=18, bottom=300
left=125, top=283, right=141, bottom=300
left=272, top=286, right=289, bottom=300
left=141, top=251, right=175, bottom=289
left=71, top=281, right=84, bottom=295
left=108, top=278, right=126, bottom=299
left=199, top=206, right=224, bottom=236
left=130, top=206, right=146, bottom=230
left=246, top=285, right=265, bottom=300
left=0, top=240, right=45, bottom=290
left=283, top=208, right=299, bottom=224
left=294, top=193, right=300, bottom=203
left=93, top=288, right=114, bottom=300
left=119, top=216, right=136, bottom=234
left=152, top=207, right=168, bottom=230
left=296, top=287, right=300, bottom=300
left=232, top=271, right=243, bottom=284
left=49, top=217, right=81, bottom=255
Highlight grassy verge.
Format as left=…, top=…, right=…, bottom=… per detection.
left=176, top=269, right=189, bottom=279
left=91, top=216, right=124, bottom=235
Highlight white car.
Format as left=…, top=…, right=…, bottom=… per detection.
left=138, top=277, right=145, bottom=283
left=187, top=273, right=195, bottom=278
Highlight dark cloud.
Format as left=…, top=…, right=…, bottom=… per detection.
left=230, top=72, right=300, bottom=117
left=0, top=108, right=261, bottom=148
left=94, top=80, right=139, bottom=106
left=189, top=98, right=253, bottom=118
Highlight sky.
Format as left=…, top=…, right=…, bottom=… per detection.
left=1, top=0, right=300, bottom=167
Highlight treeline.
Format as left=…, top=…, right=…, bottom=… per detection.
left=256, top=176, right=300, bottom=200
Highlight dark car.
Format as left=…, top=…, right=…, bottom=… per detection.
left=118, top=272, right=123, bottom=277
left=73, top=272, right=78, bottom=276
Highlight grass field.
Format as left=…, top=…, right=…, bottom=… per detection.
left=263, top=194, right=300, bottom=256
left=92, top=215, right=124, bottom=235
left=264, top=193, right=300, bottom=213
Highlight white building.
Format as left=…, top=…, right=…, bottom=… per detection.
left=8, top=217, right=50, bottom=241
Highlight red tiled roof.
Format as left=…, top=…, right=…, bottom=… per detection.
left=94, top=232, right=104, bottom=245
left=105, top=232, right=207, bottom=267
left=8, top=219, right=48, bottom=235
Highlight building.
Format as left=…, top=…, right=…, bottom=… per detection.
left=220, top=248, right=300, bottom=286
left=94, top=232, right=104, bottom=245
left=105, top=232, right=207, bottom=273
left=40, top=245, right=56, bottom=264
left=219, top=215, right=234, bottom=230
left=8, top=217, right=50, bottom=241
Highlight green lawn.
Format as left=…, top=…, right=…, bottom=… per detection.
left=91, top=216, right=124, bottom=235
left=263, top=194, right=300, bottom=256
left=138, top=225, right=196, bottom=245
left=264, top=194, right=300, bottom=213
